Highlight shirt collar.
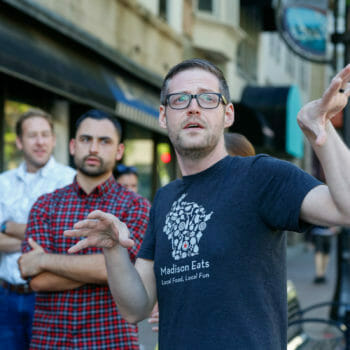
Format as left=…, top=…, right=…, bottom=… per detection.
left=73, top=175, right=116, bottom=198
left=16, top=156, right=56, bottom=180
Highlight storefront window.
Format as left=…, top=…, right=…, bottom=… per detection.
left=122, top=123, right=176, bottom=200
left=156, top=142, right=173, bottom=187
left=3, top=100, right=35, bottom=170
left=122, top=123, right=154, bottom=200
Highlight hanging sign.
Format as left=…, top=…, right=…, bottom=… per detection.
left=276, top=0, right=332, bottom=63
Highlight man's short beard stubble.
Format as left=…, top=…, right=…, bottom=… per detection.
left=166, top=112, right=223, bottom=161
left=23, top=150, right=51, bottom=172
left=173, top=134, right=219, bottom=160
left=75, top=155, right=113, bottom=177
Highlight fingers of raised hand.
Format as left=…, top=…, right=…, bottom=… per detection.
left=326, top=65, right=350, bottom=102
left=335, top=64, right=350, bottom=83
left=73, top=219, right=99, bottom=230
left=114, top=221, right=134, bottom=248
left=67, top=238, right=92, bottom=254
left=64, top=219, right=101, bottom=238
left=86, top=210, right=112, bottom=222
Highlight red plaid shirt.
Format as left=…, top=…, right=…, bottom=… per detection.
left=23, top=176, right=150, bottom=349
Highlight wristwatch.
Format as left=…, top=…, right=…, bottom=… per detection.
left=1, top=221, right=7, bottom=234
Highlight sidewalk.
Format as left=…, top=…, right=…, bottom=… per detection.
left=287, top=237, right=337, bottom=317
left=138, top=318, right=157, bottom=350
left=286, top=236, right=343, bottom=348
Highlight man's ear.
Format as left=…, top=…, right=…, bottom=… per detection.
left=159, top=105, right=167, bottom=129
left=69, top=139, right=76, bottom=156
left=116, top=143, right=125, bottom=161
left=16, top=137, right=23, bottom=151
left=224, top=103, right=234, bottom=128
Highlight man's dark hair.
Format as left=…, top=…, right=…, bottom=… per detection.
left=160, top=58, right=230, bottom=105
left=16, top=109, right=54, bottom=138
left=114, top=164, right=138, bottom=179
left=75, top=109, right=122, bottom=139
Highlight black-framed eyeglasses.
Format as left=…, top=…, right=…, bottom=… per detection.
left=165, top=93, right=227, bottom=110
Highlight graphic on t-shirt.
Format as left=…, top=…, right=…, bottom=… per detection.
left=163, top=194, right=213, bottom=260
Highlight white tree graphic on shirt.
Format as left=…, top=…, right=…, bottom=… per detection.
left=163, top=194, right=213, bottom=260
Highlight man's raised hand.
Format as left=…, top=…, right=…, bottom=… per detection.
left=64, top=210, right=134, bottom=254
left=297, top=64, right=350, bottom=146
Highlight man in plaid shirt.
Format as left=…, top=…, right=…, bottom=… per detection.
left=18, top=109, right=150, bottom=349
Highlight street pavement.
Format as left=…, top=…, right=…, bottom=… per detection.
left=138, top=236, right=338, bottom=350
left=286, top=236, right=344, bottom=348
left=138, top=316, right=158, bottom=350
left=287, top=237, right=337, bottom=318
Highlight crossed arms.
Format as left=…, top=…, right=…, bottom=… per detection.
left=18, top=194, right=149, bottom=293
left=0, top=222, right=27, bottom=252
left=18, top=238, right=107, bottom=291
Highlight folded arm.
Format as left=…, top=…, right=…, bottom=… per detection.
left=19, top=238, right=108, bottom=291
left=0, top=233, right=22, bottom=252
left=0, top=221, right=26, bottom=252
left=30, top=272, right=84, bottom=292
left=4, top=221, right=26, bottom=240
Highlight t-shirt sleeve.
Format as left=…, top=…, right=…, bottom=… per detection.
left=250, top=155, right=322, bottom=232
left=22, top=194, right=55, bottom=254
left=137, top=193, right=158, bottom=261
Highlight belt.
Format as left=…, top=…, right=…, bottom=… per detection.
left=0, top=279, right=33, bottom=294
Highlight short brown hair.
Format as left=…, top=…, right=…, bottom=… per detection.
left=16, top=109, right=54, bottom=137
left=160, top=58, right=230, bottom=105
left=224, top=132, right=255, bottom=157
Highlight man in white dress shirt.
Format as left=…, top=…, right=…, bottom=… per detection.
left=0, top=109, right=75, bottom=349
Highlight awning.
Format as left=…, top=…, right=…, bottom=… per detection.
left=230, top=102, right=274, bottom=149
left=104, top=74, right=161, bottom=132
left=0, top=9, right=164, bottom=133
left=240, top=85, right=303, bottom=158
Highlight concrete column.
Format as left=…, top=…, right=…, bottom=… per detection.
left=50, top=100, right=70, bottom=165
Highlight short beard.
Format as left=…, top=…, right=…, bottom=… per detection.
left=77, top=166, right=107, bottom=177
left=175, top=143, right=214, bottom=160
left=74, top=156, right=111, bottom=177
left=169, top=129, right=220, bottom=161
left=165, top=110, right=224, bottom=161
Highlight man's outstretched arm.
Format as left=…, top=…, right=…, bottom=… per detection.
left=298, top=64, right=350, bottom=227
left=65, top=210, right=157, bottom=324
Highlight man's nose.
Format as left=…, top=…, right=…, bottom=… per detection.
left=35, top=135, right=45, bottom=144
left=187, top=96, right=200, bottom=115
left=90, top=139, right=99, bottom=153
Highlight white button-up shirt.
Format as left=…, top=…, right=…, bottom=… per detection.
left=0, top=157, right=76, bottom=284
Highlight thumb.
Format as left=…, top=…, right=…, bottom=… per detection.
left=315, top=129, right=327, bottom=146
left=117, top=222, right=135, bottom=248
left=28, top=237, right=43, bottom=251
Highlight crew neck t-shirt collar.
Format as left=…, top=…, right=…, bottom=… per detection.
left=182, top=155, right=231, bottom=183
